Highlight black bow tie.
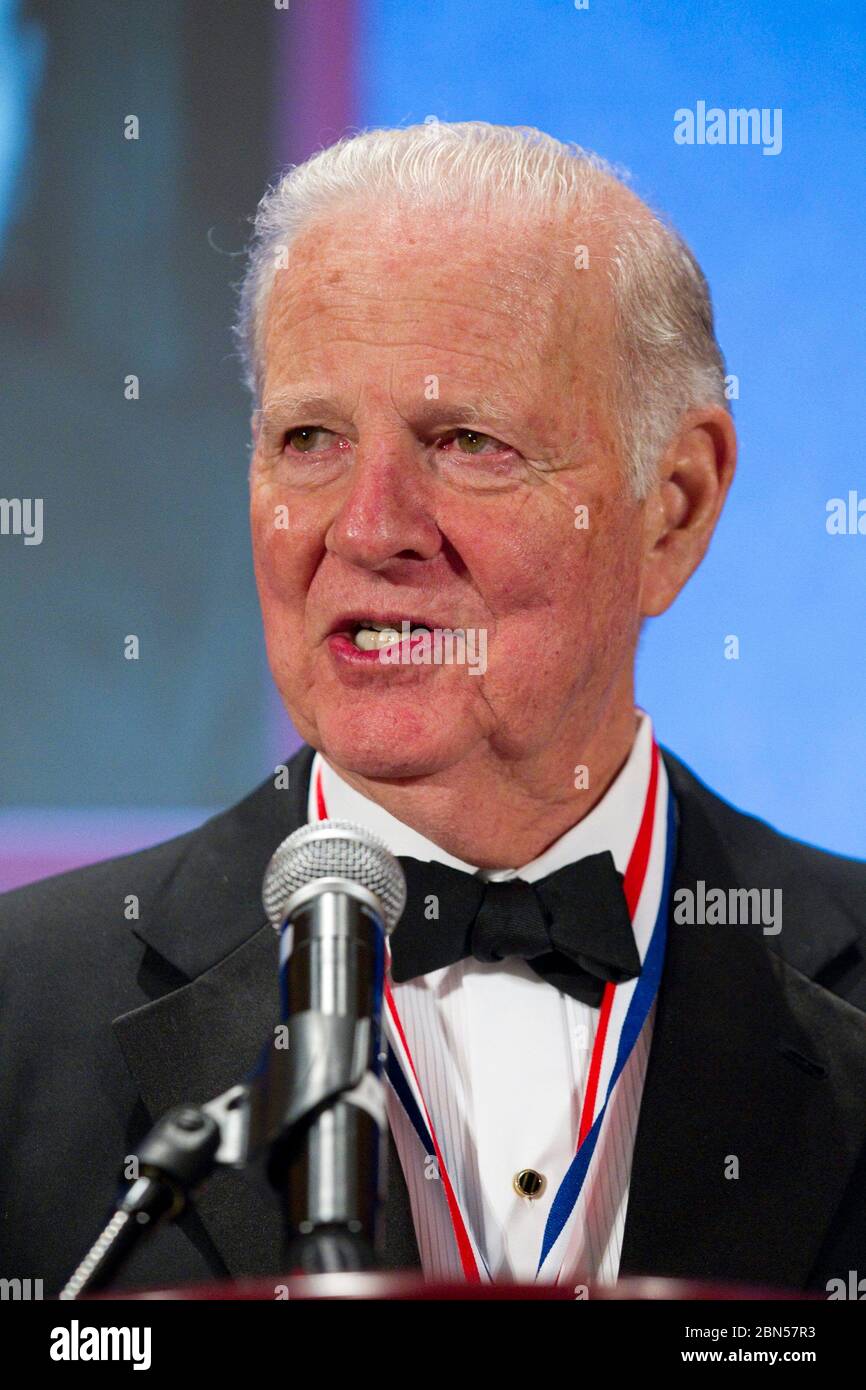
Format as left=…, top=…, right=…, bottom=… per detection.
left=390, top=852, right=641, bottom=1007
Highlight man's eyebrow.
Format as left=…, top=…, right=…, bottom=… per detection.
left=258, top=389, right=520, bottom=432
left=410, top=396, right=518, bottom=430
left=258, top=391, right=342, bottom=429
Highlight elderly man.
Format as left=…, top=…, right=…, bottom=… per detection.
left=2, top=123, right=865, bottom=1298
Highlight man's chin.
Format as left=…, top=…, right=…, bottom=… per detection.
left=312, top=706, right=464, bottom=783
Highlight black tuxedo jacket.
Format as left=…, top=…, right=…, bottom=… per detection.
left=2, top=745, right=866, bottom=1297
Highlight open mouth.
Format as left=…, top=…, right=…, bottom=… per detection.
left=347, top=619, right=431, bottom=651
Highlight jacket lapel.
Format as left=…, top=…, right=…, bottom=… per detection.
left=114, top=926, right=285, bottom=1278
left=619, top=753, right=866, bottom=1288
left=112, top=743, right=419, bottom=1278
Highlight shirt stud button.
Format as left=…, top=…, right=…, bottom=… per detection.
left=513, top=1168, right=547, bottom=1201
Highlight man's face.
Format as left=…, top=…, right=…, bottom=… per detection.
left=250, top=200, right=647, bottom=782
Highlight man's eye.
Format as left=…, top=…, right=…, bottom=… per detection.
left=442, top=429, right=506, bottom=456
left=285, top=426, right=333, bottom=453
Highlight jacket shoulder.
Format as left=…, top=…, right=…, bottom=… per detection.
left=663, top=747, right=866, bottom=1004
left=0, top=743, right=315, bottom=970
left=663, top=747, right=866, bottom=891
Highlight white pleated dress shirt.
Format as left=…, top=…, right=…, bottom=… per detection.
left=307, top=711, right=670, bottom=1286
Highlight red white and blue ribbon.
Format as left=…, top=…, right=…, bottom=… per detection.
left=312, top=739, right=674, bottom=1283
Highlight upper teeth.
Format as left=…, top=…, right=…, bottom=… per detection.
left=352, top=620, right=429, bottom=651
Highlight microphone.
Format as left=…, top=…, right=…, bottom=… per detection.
left=260, top=819, right=406, bottom=1273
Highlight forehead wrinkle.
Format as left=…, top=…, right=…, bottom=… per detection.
left=268, top=288, right=556, bottom=349
left=266, top=244, right=597, bottom=379
left=267, top=337, right=525, bottom=391
left=263, top=286, right=551, bottom=380
left=267, top=299, right=560, bottom=386
left=288, top=199, right=582, bottom=286
left=271, top=233, right=574, bottom=340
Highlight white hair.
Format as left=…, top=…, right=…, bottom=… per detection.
left=235, top=121, right=729, bottom=499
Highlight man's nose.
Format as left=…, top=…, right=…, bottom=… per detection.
left=325, top=446, right=442, bottom=569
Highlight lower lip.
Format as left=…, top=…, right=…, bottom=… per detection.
left=326, top=632, right=432, bottom=665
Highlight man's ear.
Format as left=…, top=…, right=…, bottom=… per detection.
left=250, top=408, right=261, bottom=447
left=639, top=406, right=737, bottom=617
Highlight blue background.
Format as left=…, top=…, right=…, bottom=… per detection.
left=358, top=0, right=865, bottom=855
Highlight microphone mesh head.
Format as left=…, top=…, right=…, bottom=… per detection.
left=262, top=819, right=407, bottom=934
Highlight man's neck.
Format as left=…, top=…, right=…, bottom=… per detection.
left=322, top=703, right=641, bottom=870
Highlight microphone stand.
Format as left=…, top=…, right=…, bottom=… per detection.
left=59, top=1104, right=223, bottom=1299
